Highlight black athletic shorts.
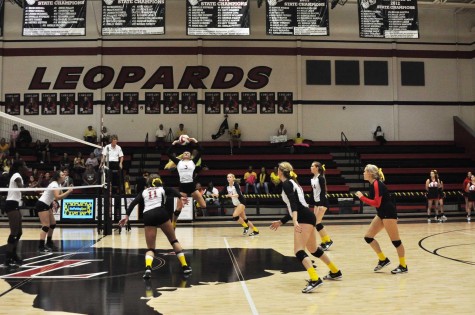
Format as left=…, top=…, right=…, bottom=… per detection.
left=376, top=203, right=398, bottom=220
left=5, top=200, right=20, bottom=213
left=180, top=182, right=196, bottom=196
left=310, top=199, right=330, bottom=209
left=297, top=207, right=317, bottom=226
left=143, top=207, right=170, bottom=227
left=35, top=200, right=51, bottom=213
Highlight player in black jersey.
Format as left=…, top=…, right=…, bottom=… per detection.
left=356, top=164, right=407, bottom=274
left=270, top=162, right=342, bottom=293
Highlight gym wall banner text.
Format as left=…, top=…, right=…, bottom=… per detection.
left=28, top=66, right=273, bottom=90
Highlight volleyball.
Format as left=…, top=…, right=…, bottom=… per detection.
left=178, top=134, right=190, bottom=145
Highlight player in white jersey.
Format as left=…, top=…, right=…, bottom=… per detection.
left=119, top=174, right=192, bottom=279
left=310, top=161, right=333, bottom=250
left=215, top=173, right=259, bottom=236
left=3, top=160, right=28, bottom=268
left=35, top=170, right=73, bottom=252
left=167, top=138, right=207, bottom=227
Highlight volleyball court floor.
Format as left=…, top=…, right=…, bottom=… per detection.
left=0, top=220, right=474, bottom=315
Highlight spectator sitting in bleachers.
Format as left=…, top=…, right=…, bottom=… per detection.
left=62, top=168, right=74, bottom=187
left=83, top=125, right=97, bottom=143
left=28, top=175, right=39, bottom=188
left=270, top=166, right=282, bottom=193
left=204, top=181, right=219, bottom=207
left=0, top=138, right=10, bottom=157
left=39, top=172, right=50, bottom=188
left=82, top=164, right=98, bottom=186
left=244, top=165, right=258, bottom=194
left=290, top=132, right=310, bottom=153
left=85, top=152, right=99, bottom=170
left=93, top=142, right=102, bottom=164
left=256, top=166, right=270, bottom=194
left=373, top=126, right=387, bottom=145
left=73, top=152, right=86, bottom=176
left=59, top=152, right=71, bottom=171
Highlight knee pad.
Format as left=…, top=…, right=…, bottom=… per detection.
left=312, top=247, right=325, bottom=258
left=316, top=223, right=324, bottom=231
left=49, top=224, right=56, bottom=230
left=232, top=216, right=240, bottom=221
left=244, top=219, right=249, bottom=223
left=364, top=237, right=374, bottom=244
left=170, top=239, right=178, bottom=245
left=295, top=250, right=308, bottom=263
left=392, top=240, right=402, bottom=248
left=173, top=210, right=181, bottom=217
left=41, top=226, right=50, bottom=233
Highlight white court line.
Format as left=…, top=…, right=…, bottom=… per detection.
left=224, top=237, right=259, bottom=315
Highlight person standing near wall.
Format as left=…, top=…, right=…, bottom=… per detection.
left=310, top=161, right=333, bottom=250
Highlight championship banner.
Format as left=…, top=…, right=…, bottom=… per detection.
left=266, top=0, right=329, bottom=36
left=186, top=0, right=250, bottom=36
left=358, top=0, right=419, bottom=38
left=22, top=0, right=87, bottom=36
left=102, top=0, right=165, bottom=35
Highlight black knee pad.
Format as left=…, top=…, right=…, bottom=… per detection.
left=41, top=226, right=50, bottom=233
left=244, top=219, right=249, bottom=223
left=7, top=235, right=17, bottom=244
left=232, top=216, right=240, bottom=221
left=311, top=247, right=325, bottom=258
left=173, top=210, right=181, bottom=217
left=364, top=237, right=374, bottom=244
left=316, top=223, right=324, bottom=231
left=295, top=250, right=308, bottom=262
left=49, top=224, right=56, bottom=230
left=170, top=239, right=178, bottom=245
left=392, top=240, right=402, bottom=248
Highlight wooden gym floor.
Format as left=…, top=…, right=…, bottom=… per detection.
left=0, top=219, right=474, bottom=315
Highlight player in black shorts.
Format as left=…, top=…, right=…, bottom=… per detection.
left=119, top=174, right=191, bottom=279
left=356, top=164, right=407, bottom=274
left=270, top=162, right=342, bottom=294
left=167, top=138, right=206, bottom=227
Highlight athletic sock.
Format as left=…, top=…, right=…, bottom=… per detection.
left=326, top=262, right=339, bottom=273
left=177, top=252, right=188, bottom=267
left=241, top=222, right=249, bottom=228
left=307, top=267, right=319, bottom=281
left=47, top=236, right=52, bottom=244
left=252, top=226, right=259, bottom=232
left=399, top=257, right=406, bottom=268
left=145, top=255, right=154, bottom=268
left=322, top=235, right=331, bottom=243
left=377, top=252, right=387, bottom=261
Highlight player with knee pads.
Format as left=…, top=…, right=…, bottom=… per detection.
left=310, top=162, right=334, bottom=250
left=35, top=170, right=73, bottom=253
left=3, top=160, right=28, bottom=268
left=270, top=162, right=342, bottom=294
left=119, top=174, right=192, bottom=279
left=214, top=173, right=259, bottom=236
left=356, top=164, right=408, bottom=274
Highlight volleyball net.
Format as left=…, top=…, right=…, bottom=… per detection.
left=0, top=110, right=104, bottom=190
